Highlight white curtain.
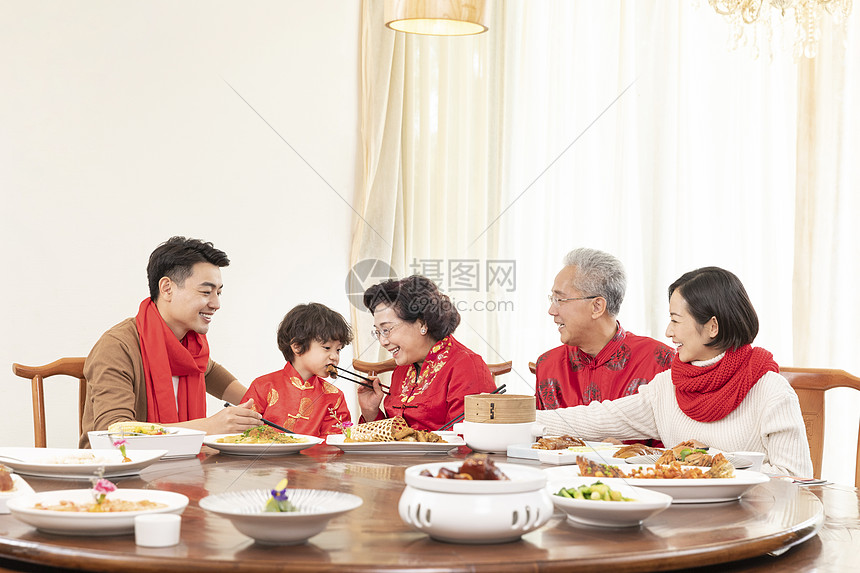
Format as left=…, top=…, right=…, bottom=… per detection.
left=355, top=0, right=859, bottom=485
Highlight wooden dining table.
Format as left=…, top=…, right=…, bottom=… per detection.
left=0, top=443, right=857, bottom=572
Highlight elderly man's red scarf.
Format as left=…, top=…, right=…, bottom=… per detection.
left=135, top=298, right=208, bottom=423
left=672, top=344, right=778, bottom=422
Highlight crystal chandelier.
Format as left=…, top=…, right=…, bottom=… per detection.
left=709, top=0, right=853, bottom=58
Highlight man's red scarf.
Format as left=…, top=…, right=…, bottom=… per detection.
left=135, top=298, right=208, bottom=423
left=672, top=345, right=778, bottom=422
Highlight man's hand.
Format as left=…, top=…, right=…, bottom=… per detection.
left=204, top=399, right=263, bottom=434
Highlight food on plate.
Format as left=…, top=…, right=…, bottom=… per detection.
left=555, top=481, right=633, bottom=501
left=34, top=498, right=167, bottom=512
left=613, top=443, right=663, bottom=459
left=37, top=453, right=112, bottom=465
left=655, top=440, right=712, bottom=466
left=0, top=465, right=13, bottom=492
left=345, top=416, right=446, bottom=443
left=216, top=426, right=308, bottom=444
left=531, top=435, right=586, bottom=450
left=419, top=454, right=509, bottom=480
left=575, top=456, right=627, bottom=478
left=264, top=478, right=297, bottom=512
left=107, top=421, right=170, bottom=435
left=577, top=454, right=736, bottom=479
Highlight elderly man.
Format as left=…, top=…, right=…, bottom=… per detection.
left=79, top=236, right=262, bottom=447
left=535, top=248, right=674, bottom=410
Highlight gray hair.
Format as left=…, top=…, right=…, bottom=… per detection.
left=562, top=248, right=626, bottom=317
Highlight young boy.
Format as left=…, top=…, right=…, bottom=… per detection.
left=242, top=303, right=353, bottom=437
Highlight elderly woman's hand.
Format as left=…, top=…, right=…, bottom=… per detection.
left=357, top=375, right=386, bottom=421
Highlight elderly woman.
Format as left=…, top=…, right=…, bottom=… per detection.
left=357, top=275, right=496, bottom=430
left=536, top=266, right=812, bottom=476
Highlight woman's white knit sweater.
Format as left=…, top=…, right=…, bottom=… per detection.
left=535, top=355, right=812, bottom=477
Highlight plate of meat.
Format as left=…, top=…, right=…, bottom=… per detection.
left=507, top=436, right=617, bottom=461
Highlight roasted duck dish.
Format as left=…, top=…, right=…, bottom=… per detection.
left=613, top=443, right=663, bottom=459
left=531, top=435, right=586, bottom=450
left=419, top=454, right=509, bottom=480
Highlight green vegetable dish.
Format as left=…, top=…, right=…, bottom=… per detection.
left=555, top=481, right=634, bottom=502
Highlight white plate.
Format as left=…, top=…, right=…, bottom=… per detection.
left=547, top=478, right=673, bottom=527
left=199, top=488, right=362, bottom=545
left=7, top=489, right=188, bottom=535
left=543, top=465, right=770, bottom=504
left=0, top=474, right=35, bottom=514
left=624, top=452, right=753, bottom=470
left=0, top=448, right=167, bottom=479
left=89, top=427, right=205, bottom=459
left=325, top=432, right=463, bottom=454
left=537, top=444, right=623, bottom=466
left=508, top=441, right=619, bottom=462
left=203, top=434, right=323, bottom=456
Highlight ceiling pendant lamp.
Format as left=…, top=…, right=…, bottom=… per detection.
left=385, top=0, right=489, bottom=36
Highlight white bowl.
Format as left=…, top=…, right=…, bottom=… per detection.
left=452, top=421, right=545, bottom=453
left=0, top=473, right=35, bottom=514
left=199, top=488, right=362, bottom=545
left=399, top=461, right=553, bottom=544
left=547, top=478, right=672, bottom=528
left=89, top=428, right=205, bottom=459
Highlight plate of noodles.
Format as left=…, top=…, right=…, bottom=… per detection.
left=0, top=447, right=167, bottom=479
left=7, top=489, right=188, bottom=535
left=203, top=427, right=322, bottom=456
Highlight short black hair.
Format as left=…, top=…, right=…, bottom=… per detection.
left=363, top=275, right=460, bottom=341
left=147, top=237, right=230, bottom=301
left=277, top=303, right=353, bottom=362
left=668, top=266, right=758, bottom=352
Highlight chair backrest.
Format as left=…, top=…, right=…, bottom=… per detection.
left=528, top=361, right=536, bottom=375
left=353, top=359, right=513, bottom=380
left=781, top=367, right=860, bottom=488
left=12, top=358, right=87, bottom=448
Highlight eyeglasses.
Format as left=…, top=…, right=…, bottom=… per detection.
left=370, top=322, right=404, bottom=340
left=547, top=294, right=599, bottom=306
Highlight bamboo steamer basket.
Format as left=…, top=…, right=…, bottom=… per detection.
left=464, top=394, right=535, bottom=424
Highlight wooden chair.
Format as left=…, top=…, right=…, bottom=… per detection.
left=12, top=358, right=87, bottom=448
left=353, top=359, right=513, bottom=379
left=529, top=361, right=536, bottom=374
left=781, top=367, right=860, bottom=488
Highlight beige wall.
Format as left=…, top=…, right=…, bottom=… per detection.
left=0, top=1, right=362, bottom=446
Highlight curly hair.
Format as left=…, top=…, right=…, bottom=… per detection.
left=668, top=267, right=759, bottom=352
left=277, top=303, right=354, bottom=362
left=147, top=236, right=230, bottom=301
left=363, top=275, right=460, bottom=341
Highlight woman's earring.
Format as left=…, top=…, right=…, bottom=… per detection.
left=421, top=328, right=427, bottom=335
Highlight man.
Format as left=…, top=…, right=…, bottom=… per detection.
left=535, top=248, right=674, bottom=410
left=79, top=236, right=261, bottom=447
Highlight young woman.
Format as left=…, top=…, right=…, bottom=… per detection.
left=536, top=266, right=812, bottom=476
left=357, top=275, right=496, bottom=431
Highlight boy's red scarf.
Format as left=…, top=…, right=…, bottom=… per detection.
left=671, top=345, right=778, bottom=422
left=135, top=298, right=208, bottom=423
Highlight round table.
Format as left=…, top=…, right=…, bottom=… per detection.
left=0, top=444, right=849, bottom=572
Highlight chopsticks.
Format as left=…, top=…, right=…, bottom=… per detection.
left=222, top=402, right=296, bottom=434
left=437, top=384, right=507, bottom=432
left=330, top=365, right=390, bottom=395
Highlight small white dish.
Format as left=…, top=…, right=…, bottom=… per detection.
left=0, top=448, right=167, bottom=479
left=0, top=473, right=35, bottom=514
left=135, top=513, right=182, bottom=547
left=537, top=445, right=622, bottom=466
left=547, top=478, right=672, bottom=527
left=7, top=489, right=188, bottom=535
left=89, top=428, right=205, bottom=459
left=399, top=461, right=553, bottom=543
left=199, top=488, right=362, bottom=545
left=202, top=434, right=323, bottom=456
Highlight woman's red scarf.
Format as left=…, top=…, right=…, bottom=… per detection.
left=672, top=345, right=778, bottom=422
left=135, top=298, right=208, bottom=423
